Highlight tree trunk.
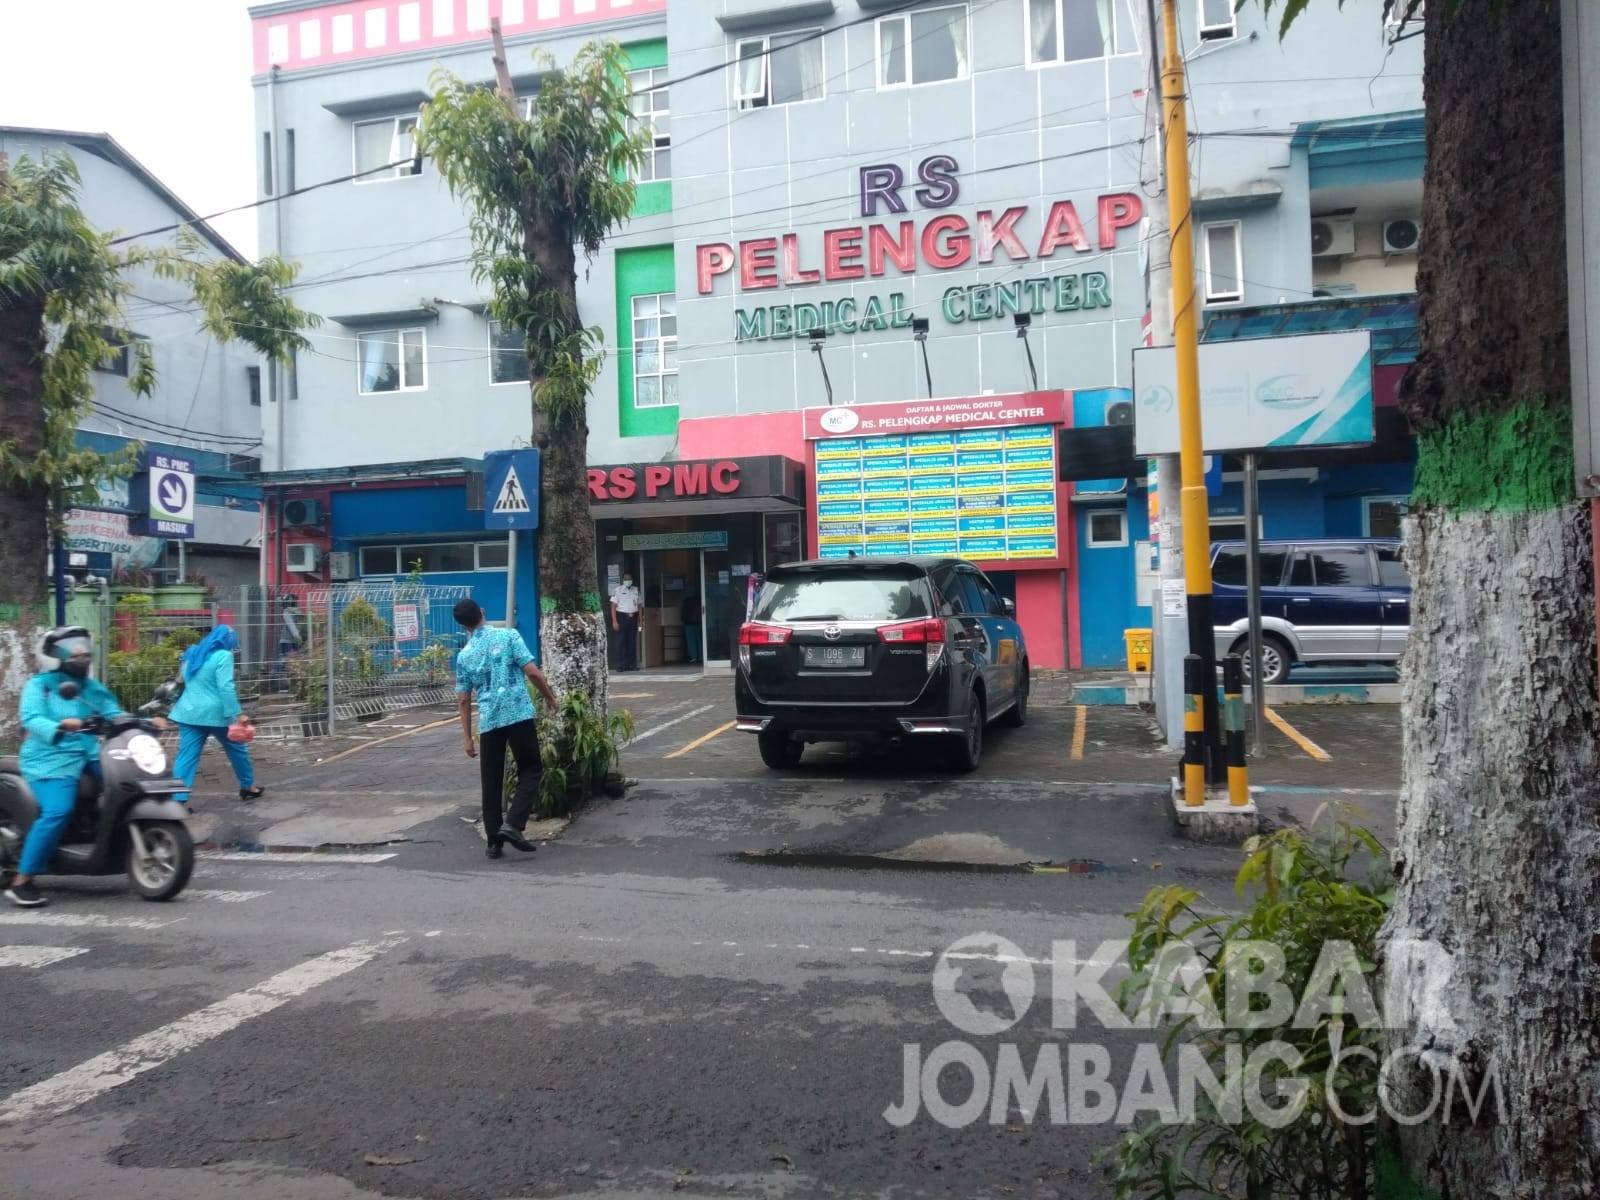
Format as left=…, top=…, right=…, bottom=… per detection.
left=1381, top=1, right=1600, bottom=1194
left=527, top=222, right=606, bottom=711
left=0, top=293, right=49, bottom=749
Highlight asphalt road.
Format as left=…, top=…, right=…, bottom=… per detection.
left=0, top=676, right=1401, bottom=1199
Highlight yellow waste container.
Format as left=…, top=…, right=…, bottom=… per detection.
left=1124, top=628, right=1153, bottom=673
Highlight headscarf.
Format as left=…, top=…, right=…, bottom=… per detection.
left=182, top=625, right=240, bottom=681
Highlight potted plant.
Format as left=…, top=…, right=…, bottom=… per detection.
left=108, top=566, right=155, bottom=603
left=154, top=571, right=209, bottom=611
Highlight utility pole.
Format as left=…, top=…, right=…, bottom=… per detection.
left=1158, top=0, right=1223, bottom=797
left=1142, top=0, right=1185, bottom=751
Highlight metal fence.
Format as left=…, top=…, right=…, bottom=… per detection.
left=89, top=583, right=471, bottom=738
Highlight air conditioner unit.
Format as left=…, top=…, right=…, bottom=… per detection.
left=327, top=551, right=355, bottom=581
left=285, top=543, right=321, bottom=574
left=1383, top=218, right=1421, bottom=254
left=1106, top=400, right=1135, bottom=427
left=282, top=497, right=322, bottom=528
left=1310, top=218, right=1356, bottom=258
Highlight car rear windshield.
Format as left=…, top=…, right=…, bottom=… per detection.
left=753, top=571, right=931, bottom=623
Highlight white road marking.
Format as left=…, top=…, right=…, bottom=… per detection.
left=0, top=946, right=89, bottom=968
left=0, top=912, right=180, bottom=931
left=628, top=704, right=716, bottom=745
left=184, top=890, right=269, bottom=903
left=200, top=851, right=396, bottom=864
left=0, top=935, right=406, bottom=1126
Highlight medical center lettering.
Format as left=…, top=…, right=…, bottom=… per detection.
left=694, top=155, right=1142, bottom=343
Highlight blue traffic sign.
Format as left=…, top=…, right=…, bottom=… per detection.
left=483, top=449, right=541, bottom=531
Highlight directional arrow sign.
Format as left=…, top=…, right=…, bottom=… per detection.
left=132, top=451, right=196, bottom=537
left=483, top=449, right=540, bottom=531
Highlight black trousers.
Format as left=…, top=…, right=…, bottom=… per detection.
left=479, top=718, right=540, bottom=841
left=616, top=611, right=639, bottom=670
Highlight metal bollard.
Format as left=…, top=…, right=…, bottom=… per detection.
left=1223, top=655, right=1249, bottom=806
left=1182, top=654, right=1206, bottom=806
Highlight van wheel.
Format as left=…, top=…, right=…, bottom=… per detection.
left=948, top=692, right=984, bottom=773
left=1235, top=635, right=1293, bottom=686
left=758, top=731, right=802, bottom=770
left=1000, top=663, right=1029, bottom=728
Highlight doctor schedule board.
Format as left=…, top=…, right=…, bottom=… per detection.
left=813, top=423, right=1058, bottom=561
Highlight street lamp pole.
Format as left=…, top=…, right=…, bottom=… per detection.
left=1158, top=0, right=1223, bottom=798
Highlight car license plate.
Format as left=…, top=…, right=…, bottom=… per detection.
left=803, top=645, right=865, bottom=668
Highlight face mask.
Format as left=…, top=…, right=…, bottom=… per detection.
left=61, top=659, right=90, bottom=679
left=623, top=579, right=633, bottom=587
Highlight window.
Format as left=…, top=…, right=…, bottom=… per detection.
left=735, top=30, right=825, bottom=110
left=1363, top=495, right=1408, bottom=538
left=262, top=131, right=274, bottom=196
left=756, top=572, right=931, bottom=621
left=1288, top=547, right=1373, bottom=588
left=353, top=114, right=420, bottom=182
left=1198, top=0, right=1235, bottom=40
left=357, top=328, right=426, bottom=394
left=284, top=129, right=296, bottom=193
left=1210, top=516, right=1262, bottom=542
left=1086, top=509, right=1127, bottom=547
left=401, top=543, right=474, bottom=574
left=287, top=349, right=299, bottom=401
left=476, top=541, right=509, bottom=570
left=970, top=571, right=1007, bottom=615
left=247, top=365, right=262, bottom=407
left=1211, top=546, right=1289, bottom=587
left=96, top=329, right=143, bottom=377
left=1375, top=546, right=1409, bottom=589
left=488, top=320, right=530, bottom=385
left=359, top=546, right=400, bottom=576
left=877, top=4, right=969, bottom=88
left=631, top=293, right=678, bottom=408
left=1027, top=0, right=1136, bottom=66
left=1202, top=221, right=1243, bottom=304
left=627, top=67, right=671, bottom=181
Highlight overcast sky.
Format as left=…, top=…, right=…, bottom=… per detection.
left=1, top=0, right=262, bottom=257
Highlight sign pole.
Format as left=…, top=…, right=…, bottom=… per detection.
left=325, top=588, right=337, bottom=737
left=1244, top=452, right=1267, bottom=758
left=1159, top=0, right=1223, bottom=794
left=505, top=529, right=518, bottom=630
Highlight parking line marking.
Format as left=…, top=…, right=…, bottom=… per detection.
left=609, top=692, right=654, bottom=699
left=1264, top=707, right=1331, bottom=761
left=665, top=720, right=736, bottom=759
left=0, top=936, right=406, bottom=1126
left=629, top=704, right=716, bottom=745
left=318, top=718, right=456, bottom=765
left=0, top=946, right=89, bottom=969
left=1070, top=705, right=1088, bottom=760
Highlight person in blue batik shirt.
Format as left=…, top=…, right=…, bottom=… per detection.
left=7, top=627, right=127, bottom=908
left=452, top=599, right=559, bottom=859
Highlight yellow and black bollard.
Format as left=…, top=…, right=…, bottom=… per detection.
left=1183, top=654, right=1206, bottom=806
left=1223, top=655, right=1249, bottom=806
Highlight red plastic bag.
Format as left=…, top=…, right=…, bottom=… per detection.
left=227, top=718, right=255, bottom=744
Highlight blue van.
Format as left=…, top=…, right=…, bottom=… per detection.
left=1209, top=538, right=1410, bottom=683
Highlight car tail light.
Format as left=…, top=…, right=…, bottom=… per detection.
left=739, top=622, right=792, bottom=645
left=878, top=617, right=946, bottom=673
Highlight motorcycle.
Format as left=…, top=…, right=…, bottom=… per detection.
left=0, top=683, right=195, bottom=902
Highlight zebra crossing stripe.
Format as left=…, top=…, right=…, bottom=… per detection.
left=184, top=889, right=270, bottom=903
left=200, top=851, right=395, bottom=864
left=0, top=946, right=89, bottom=968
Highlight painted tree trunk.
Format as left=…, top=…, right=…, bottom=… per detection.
left=0, top=294, right=49, bottom=748
left=1380, top=1, right=1600, bottom=1192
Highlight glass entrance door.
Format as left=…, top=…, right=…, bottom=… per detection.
left=702, top=548, right=739, bottom=668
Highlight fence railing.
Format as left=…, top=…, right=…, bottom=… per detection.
left=92, top=583, right=471, bottom=738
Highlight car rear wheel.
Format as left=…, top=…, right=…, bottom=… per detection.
left=947, top=692, right=984, bottom=773
left=758, top=730, right=803, bottom=770
left=1235, top=635, right=1293, bottom=686
left=999, top=663, right=1029, bottom=728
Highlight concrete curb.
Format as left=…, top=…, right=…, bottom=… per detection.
left=1069, top=680, right=1400, bottom=706
left=1170, top=777, right=1262, bottom=843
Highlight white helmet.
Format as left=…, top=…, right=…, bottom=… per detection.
left=40, top=626, right=93, bottom=677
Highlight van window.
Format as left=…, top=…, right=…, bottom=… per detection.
left=1212, top=547, right=1287, bottom=587
left=1375, top=546, right=1409, bottom=588
left=1310, top=547, right=1373, bottom=587
left=956, top=571, right=990, bottom=616
left=1287, top=552, right=1314, bottom=588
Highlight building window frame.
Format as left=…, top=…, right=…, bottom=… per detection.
left=487, top=319, right=530, bottom=386
left=356, top=327, right=428, bottom=395
left=1025, top=0, right=1139, bottom=68
left=630, top=292, right=678, bottom=409
left=1363, top=494, right=1410, bottom=537
left=95, top=329, right=145, bottom=377
left=1198, top=0, right=1236, bottom=41
left=1085, top=508, right=1129, bottom=548
left=733, top=28, right=827, bottom=110
left=1201, top=219, right=1245, bottom=305
left=875, top=3, right=971, bottom=90
left=360, top=540, right=510, bottom=578
left=351, top=113, right=421, bottom=184
left=247, top=365, right=262, bottom=407
left=627, top=66, right=671, bottom=182
left=1210, top=515, right=1264, bottom=542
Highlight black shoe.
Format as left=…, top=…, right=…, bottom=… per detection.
left=497, top=825, right=538, bottom=853
left=5, top=882, right=47, bottom=907
left=485, top=840, right=503, bottom=859
left=240, top=786, right=264, bottom=801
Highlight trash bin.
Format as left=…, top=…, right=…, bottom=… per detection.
left=1124, top=628, right=1153, bottom=673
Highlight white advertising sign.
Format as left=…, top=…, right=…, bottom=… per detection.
left=1132, top=331, right=1375, bottom=456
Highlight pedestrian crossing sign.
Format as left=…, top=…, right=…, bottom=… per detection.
left=482, top=449, right=541, bottom=530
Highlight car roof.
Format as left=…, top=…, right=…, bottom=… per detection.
left=765, top=555, right=958, bottom=574
left=1210, top=537, right=1400, bottom=547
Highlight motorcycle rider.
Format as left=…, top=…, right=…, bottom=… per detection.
left=6, top=627, right=127, bottom=908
